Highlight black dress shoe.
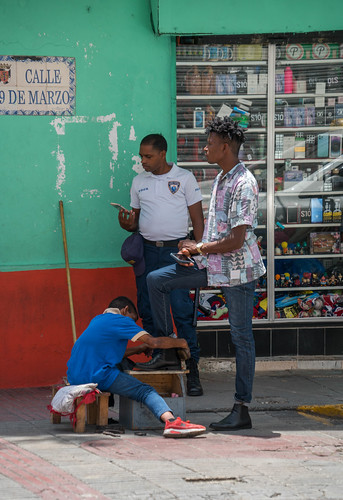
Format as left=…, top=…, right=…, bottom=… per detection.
left=134, top=351, right=181, bottom=371
left=209, top=403, right=252, bottom=431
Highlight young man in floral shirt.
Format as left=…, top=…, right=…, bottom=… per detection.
left=146, top=116, right=266, bottom=431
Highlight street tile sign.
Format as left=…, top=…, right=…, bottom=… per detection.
left=0, top=56, right=75, bottom=115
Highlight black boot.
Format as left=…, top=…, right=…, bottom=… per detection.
left=185, top=358, right=203, bottom=397
left=134, top=349, right=181, bottom=371
left=209, top=403, right=252, bottom=431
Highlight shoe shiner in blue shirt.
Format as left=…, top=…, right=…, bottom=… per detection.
left=67, top=296, right=206, bottom=438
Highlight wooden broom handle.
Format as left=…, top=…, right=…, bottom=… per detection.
left=59, top=201, right=77, bottom=344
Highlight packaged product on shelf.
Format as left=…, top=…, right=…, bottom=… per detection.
left=251, top=108, right=267, bottom=128
left=257, top=72, right=268, bottom=94
left=283, top=135, right=295, bottom=158
left=294, top=77, right=307, bottom=93
left=331, top=167, right=343, bottom=190
left=275, top=133, right=284, bottom=159
left=323, top=198, right=333, bottom=223
left=253, top=134, right=266, bottom=159
left=294, top=107, right=305, bottom=127
left=310, top=232, right=341, bottom=254
left=315, top=107, right=325, bottom=126
left=294, top=133, right=306, bottom=158
left=230, top=109, right=249, bottom=128
left=185, top=66, right=202, bottom=94
left=299, top=199, right=311, bottom=223
left=310, top=198, right=323, bottom=223
left=323, top=173, right=333, bottom=192
left=329, top=134, right=342, bottom=158
left=305, top=133, right=317, bottom=158
left=218, top=45, right=235, bottom=61
left=226, top=73, right=237, bottom=94
left=274, top=106, right=284, bottom=127
left=317, top=133, right=329, bottom=157
left=236, top=68, right=248, bottom=94
left=283, top=168, right=303, bottom=189
left=335, top=102, right=343, bottom=121
left=208, top=45, right=219, bottom=61
left=201, top=66, right=215, bottom=95
left=247, top=73, right=258, bottom=94
left=193, top=108, right=205, bottom=129
left=215, top=73, right=227, bottom=94
left=284, top=106, right=293, bottom=127
left=216, top=103, right=233, bottom=118
left=332, top=199, right=342, bottom=223
left=201, top=45, right=210, bottom=61
left=304, top=106, right=315, bottom=126
left=236, top=44, right=263, bottom=61
left=275, top=69, right=284, bottom=93
left=325, top=105, right=335, bottom=125
left=325, top=65, right=343, bottom=92
left=200, top=44, right=235, bottom=61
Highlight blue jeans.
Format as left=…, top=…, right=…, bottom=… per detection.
left=106, top=371, right=172, bottom=421
left=147, top=263, right=256, bottom=404
left=135, top=242, right=200, bottom=361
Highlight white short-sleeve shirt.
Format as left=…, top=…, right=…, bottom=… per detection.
left=130, top=163, right=202, bottom=241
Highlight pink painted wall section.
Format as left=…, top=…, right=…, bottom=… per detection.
left=0, top=267, right=141, bottom=389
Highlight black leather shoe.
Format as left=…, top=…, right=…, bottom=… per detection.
left=134, top=351, right=181, bottom=371
left=209, top=404, right=252, bottom=431
left=186, top=358, right=203, bottom=396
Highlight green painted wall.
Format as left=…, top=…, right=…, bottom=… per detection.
left=0, top=0, right=174, bottom=271
left=151, top=0, right=343, bottom=35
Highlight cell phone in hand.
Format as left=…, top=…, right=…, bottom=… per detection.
left=170, top=252, right=195, bottom=265
left=110, top=202, right=127, bottom=211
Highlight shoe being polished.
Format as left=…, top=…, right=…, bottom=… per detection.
left=209, top=403, right=252, bottom=431
left=134, top=350, right=181, bottom=371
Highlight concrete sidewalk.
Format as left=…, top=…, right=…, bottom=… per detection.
left=0, top=368, right=343, bottom=499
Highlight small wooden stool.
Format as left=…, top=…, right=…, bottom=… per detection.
left=51, top=386, right=110, bottom=433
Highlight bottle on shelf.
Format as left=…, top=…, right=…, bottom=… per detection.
left=323, top=199, right=333, bottom=223
left=323, top=174, right=333, bottom=192
left=333, top=199, right=342, bottom=223
left=284, top=66, right=293, bottom=94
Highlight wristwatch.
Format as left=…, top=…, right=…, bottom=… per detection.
left=196, top=242, right=204, bottom=255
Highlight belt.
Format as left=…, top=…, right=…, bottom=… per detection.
left=143, top=238, right=180, bottom=248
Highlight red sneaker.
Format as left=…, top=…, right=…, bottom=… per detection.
left=163, top=417, right=206, bottom=438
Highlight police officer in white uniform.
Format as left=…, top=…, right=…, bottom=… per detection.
left=118, top=134, right=204, bottom=396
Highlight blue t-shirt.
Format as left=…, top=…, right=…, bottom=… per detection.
left=67, top=312, right=144, bottom=391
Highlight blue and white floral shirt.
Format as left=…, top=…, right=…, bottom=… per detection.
left=197, top=162, right=266, bottom=287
